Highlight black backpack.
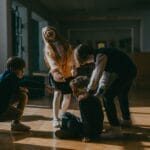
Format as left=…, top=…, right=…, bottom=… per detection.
left=61, top=112, right=83, bottom=134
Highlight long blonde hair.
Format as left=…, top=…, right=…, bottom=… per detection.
left=42, top=26, right=74, bottom=73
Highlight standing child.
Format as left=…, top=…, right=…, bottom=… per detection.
left=0, top=56, right=30, bottom=132
left=42, top=26, right=77, bottom=127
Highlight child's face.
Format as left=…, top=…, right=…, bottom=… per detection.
left=14, top=68, right=25, bottom=79
left=44, top=28, right=56, bottom=43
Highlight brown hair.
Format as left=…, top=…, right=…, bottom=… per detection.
left=6, top=56, right=25, bottom=70
left=70, top=76, right=89, bottom=96
left=74, top=43, right=93, bottom=65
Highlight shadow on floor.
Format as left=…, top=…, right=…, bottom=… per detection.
left=22, top=115, right=52, bottom=122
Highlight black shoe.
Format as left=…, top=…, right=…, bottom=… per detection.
left=11, top=123, right=31, bottom=132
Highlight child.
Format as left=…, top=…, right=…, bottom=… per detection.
left=42, top=26, right=77, bottom=127
left=0, top=56, right=31, bottom=132
left=55, top=76, right=104, bottom=142
left=70, top=76, right=104, bottom=141
left=74, top=44, right=137, bottom=138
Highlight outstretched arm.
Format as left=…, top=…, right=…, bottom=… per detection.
left=95, top=71, right=110, bottom=96
left=87, top=54, right=107, bottom=92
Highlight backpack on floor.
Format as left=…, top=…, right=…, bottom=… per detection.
left=55, top=112, right=83, bottom=139
left=61, top=112, right=83, bottom=133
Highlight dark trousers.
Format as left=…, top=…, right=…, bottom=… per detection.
left=0, top=91, right=28, bottom=122
left=103, top=77, right=134, bottom=126
left=0, top=106, right=21, bottom=122
left=79, top=96, right=104, bottom=138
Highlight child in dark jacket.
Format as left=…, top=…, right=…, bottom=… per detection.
left=0, top=56, right=30, bottom=132
left=55, top=76, right=104, bottom=142
left=70, top=76, right=104, bottom=141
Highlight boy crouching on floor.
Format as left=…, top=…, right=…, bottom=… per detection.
left=0, top=56, right=30, bottom=132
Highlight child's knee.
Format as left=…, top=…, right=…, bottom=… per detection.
left=63, top=94, right=71, bottom=100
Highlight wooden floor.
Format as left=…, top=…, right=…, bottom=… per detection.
left=0, top=88, right=150, bottom=150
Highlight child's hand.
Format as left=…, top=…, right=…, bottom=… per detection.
left=20, top=87, right=29, bottom=93
left=71, top=68, right=77, bottom=77
left=53, top=71, right=66, bottom=82
left=78, top=93, right=88, bottom=101
left=94, top=86, right=106, bottom=97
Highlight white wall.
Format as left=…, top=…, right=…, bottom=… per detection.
left=0, top=0, right=12, bottom=72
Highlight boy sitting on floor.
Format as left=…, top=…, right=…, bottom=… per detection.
left=55, top=76, right=104, bottom=142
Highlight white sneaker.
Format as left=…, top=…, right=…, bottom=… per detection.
left=82, top=137, right=91, bottom=142
left=119, top=119, right=132, bottom=127
left=100, top=126, right=123, bottom=139
left=53, top=119, right=60, bottom=128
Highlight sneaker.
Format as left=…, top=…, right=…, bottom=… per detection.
left=11, top=123, right=31, bottom=132
left=53, top=119, right=60, bottom=128
left=82, top=137, right=91, bottom=142
left=100, top=126, right=123, bottom=139
left=119, top=119, right=132, bottom=127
